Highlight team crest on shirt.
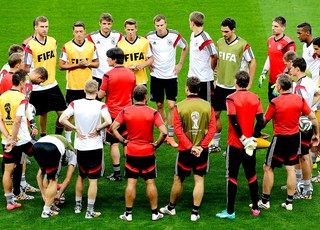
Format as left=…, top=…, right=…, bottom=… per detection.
left=153, top=41, right=157, bottom=45
left=111, top=37, right=116, bottom=45
left=97, top=41, right=100, bottom=44
left=167, top=39, right=173, bottom=46
left=191, top=111, right=200, bottom=129
left=277, top=44, right=282, bottom=50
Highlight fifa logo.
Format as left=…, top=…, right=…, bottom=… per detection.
left=191, top=111, right=200, bottom=129
left=4, top=103, right=12, bottom=120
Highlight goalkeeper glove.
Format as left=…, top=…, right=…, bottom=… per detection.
left=240, top=136, right=257, bottom=156
left=271, top=83, right=279, bottom=97
left=258, top=71, right=267, bottom=88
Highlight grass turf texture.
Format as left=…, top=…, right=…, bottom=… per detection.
left=0, top=0, right=320, bottom=229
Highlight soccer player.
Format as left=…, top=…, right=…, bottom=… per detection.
left=160, top=76, right=216, bottom=222
left=59, top=80, right=112, bottom=219
left=216, top=71, right=263, bottom=219
left=24, top=16, right=67, bottom=137
left=59, top=21, right=99, bottom=142
left=0, top=45, right=24, bottom=81
left=0, top=55, right=47, bottom=195
left=118, top=18, right=154, bottom=85
left=98, top=47, right=136, bottom=181
left=211, top=17, right=256, bottom=152
left=297, top=22, right=320, bottom=85
left=0, top=70, right=34, bottom=210
left=290, top=57, right=320, bottom=199
left=146, top=14, right=188, bottom=148
left=187, top=12, right=218, bottom=103
left=258, top=16, right=296, bottom=102
left=0, top=53, right=24, bottom=94
left=33, top=135, right=76, bottom=218
left=86, top=13, right=123, bottom=87
left=111, top=85, right=167, bottom=222
left=258, top=74, right=319, bottom=211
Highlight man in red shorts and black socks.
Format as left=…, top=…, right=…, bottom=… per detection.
left=216, top=71, right=263, bottom=219
left=258, top=74, right=319, bottom=211
left=160, top=76, right=216, bottom=222
left=111, top=84, right=167, bottom=222
left=98, top=47, right=136, bottom=182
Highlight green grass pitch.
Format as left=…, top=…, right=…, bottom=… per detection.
left=0, top=0, right=320, bottom=229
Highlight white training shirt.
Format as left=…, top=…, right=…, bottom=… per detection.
left=62, top=98, right=111, bottom=150
left=302, top=42, right=320, bottom=85
left=188, top=31, right=217, bottom=82
left=37, top=135, right=66, bottom=155
left=146, top=29, right=187, bottom=79
left=294, top=76, right=318, bottom=111
left=87, top=30, right=122, bottom=80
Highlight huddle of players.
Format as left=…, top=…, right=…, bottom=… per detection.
left=1, top=11, right=320, bottom=221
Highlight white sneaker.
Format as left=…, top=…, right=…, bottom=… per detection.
left=281, top=203, right=293, bottom=211
left=41, top=210, right=59, bottom=218
left=74, top=204, right=82, bottom=214
left=152, top=213, right=164, bottom=221
left=249, top=200, right=270, bottom=209
left=119, top=212, right=132, bottom=222
left=85, top=210, right=101, bottom=219
left=159, top=205, right=176, bottom=216
left=191, top=214, right=200, bottom=221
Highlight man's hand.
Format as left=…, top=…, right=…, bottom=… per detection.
left=258, top=71, right=267, bottom=88
left=271, top=83, right=279, bottom=96
left=191, top=146, right=203, bottom=157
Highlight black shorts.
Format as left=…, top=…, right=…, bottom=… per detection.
left=2, top=142, right=33, bottom=164
left=77, top=149, right=103, bottom=179
left=33, top=142, right=61, bottom=180
left=66, top=89, right=86, bottom=105
left=106, top=118, right=127, bottom=144
left=30, top=85, right=67, bottom=115
left=150, top=77, right=178, bottom=102
left=93, top=77, right=102, bottom=101
left=176, top=148, right=209, bottom=178
left=300, top=130, right=312, bottom=156
left=125, top=155, right=157, bottom=180
left=198, top=81, right=214, bottom=105
left=226, top=145, right=257, bottom=181
left=93, top=77, right=102, bottom=89
left=265, top=133, right=300, bottom=168
left=212, top=85, right=236, bottom=111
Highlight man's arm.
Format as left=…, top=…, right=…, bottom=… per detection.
left=253, top=113, right=264, bottom=137
left=173, top=106, right=193, bottom=150
left=110, top=121, right=128, bottom=144
left=248, top=58, right=256, bottom=89
left=136, top=55, right=154, bottom=71
left=55, top=164, right=75, bottom=200
left=174, top=43, right=189, bottom=75
left=200, top=108, right=216, bottom=148
left=307, top=111, right=319, bottom=147
left=211, top=54, right=218, bottom=72
left=151, top=124, right=167, bottom=148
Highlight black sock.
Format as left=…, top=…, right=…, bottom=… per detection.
left=286, top=195, right=293, bottom=205
left=168, top=202, right=175, bottom=211
left=261, top=193, right=270, bottom=204
left=192, top=205, right=199, bottom=215
left=152, top=209, right=158, bottom=215
left=40, top=133, right=46, bottom=137
left=113, top=164, right=120, bottom=175
left=125, top=207, right=132, bottom=215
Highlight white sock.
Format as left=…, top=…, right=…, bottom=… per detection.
left=213, top=132, right=221, bottom=146
left=65, top=131, right=72, bottom=143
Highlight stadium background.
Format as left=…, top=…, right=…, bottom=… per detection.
left=0, top=0, right=319, bottom=229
